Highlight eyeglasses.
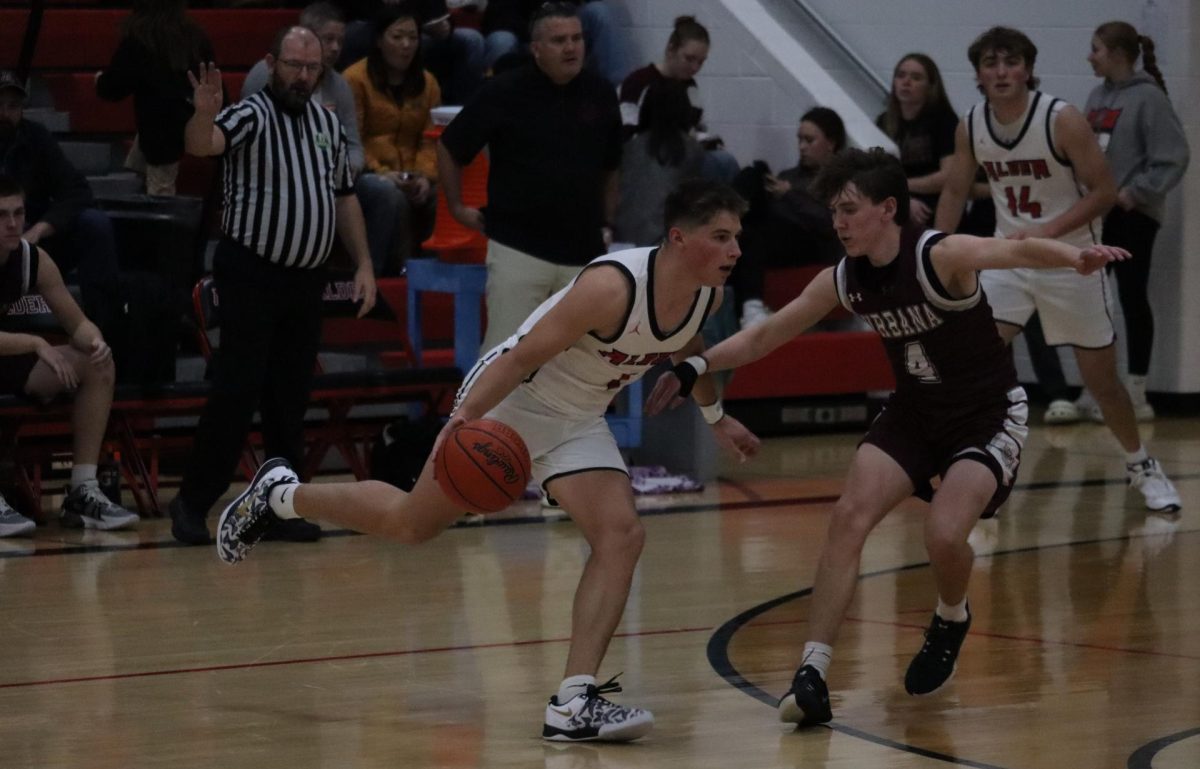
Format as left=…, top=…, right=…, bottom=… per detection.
left=277, top=60, right=322, bottom=74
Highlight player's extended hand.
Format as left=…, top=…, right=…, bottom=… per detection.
left=712, top=415, right=761, bottom=463
left=1076, top=245, right=1129, bottom=275
left=36, top=342, right=77, bottom=390
left=187, top=62, right=224, bottom=117
left=645, top=372, right=684, bottom=416
left=353, top=263, right=377, bottom=318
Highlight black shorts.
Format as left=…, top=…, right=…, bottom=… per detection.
left=0, top=353, right=38, bottom=397
left=862, top=387, right=1029, bottom=518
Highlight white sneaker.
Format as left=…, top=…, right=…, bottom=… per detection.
left=542, top=676, right=654, bottom=742
left=1127, top=458, right=1181, bottom=512
left=739, top=299, right=772, bottom=329
left=1127, top=376, right=1155, bottom=422
left=1075, top=389, right=1104, bottom=423
left=1044, top=399, right=1080, bottom=425
left=0, top=494, right=36, bottom=537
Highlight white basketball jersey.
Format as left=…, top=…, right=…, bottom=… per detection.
left=968, top=92, right=1100, bottom=249
left=475, top=247, right=716, bottom=417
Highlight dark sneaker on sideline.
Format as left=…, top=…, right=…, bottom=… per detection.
left=216, top=458, right=299, bottom=564
left=170, top=497, right=212, bottom=545
left=904, top=607, right=972, bottom=695
left=60, top=483, right=139, bottom=531
left=778, top=664, right=832, bottom=726
left=542, top=676, right=654, bottom=742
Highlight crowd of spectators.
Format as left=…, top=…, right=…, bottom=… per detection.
left=1, top=2, right=1190, bottom=540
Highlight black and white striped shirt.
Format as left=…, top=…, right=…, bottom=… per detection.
left=215, top=88, right=354, bottom=269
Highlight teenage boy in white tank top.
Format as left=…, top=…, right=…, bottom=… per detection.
left=935, top=26, right=1180, bottom=514
left=211, top=178, right=761, bottom=743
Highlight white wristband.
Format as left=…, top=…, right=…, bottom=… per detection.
left=699, top=400, right=725, bottom=424
left=684, top=355, right=709, bottom=376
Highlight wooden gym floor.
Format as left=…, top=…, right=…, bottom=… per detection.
left=1, top=416, right=1197, bottom=769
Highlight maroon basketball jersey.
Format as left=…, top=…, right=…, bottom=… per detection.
left=835, top=228, right=1016, bottom=409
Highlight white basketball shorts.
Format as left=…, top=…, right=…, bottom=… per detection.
left=455, top=353, right=628, bottom=494
left=980, top=266, right=1115, bottom=348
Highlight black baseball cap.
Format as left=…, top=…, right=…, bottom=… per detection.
left=0, top=71, right=29, bottom=98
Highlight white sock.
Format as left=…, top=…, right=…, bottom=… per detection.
left=936, top=597, right=970, bottom=623
left=268, top=483, right=301, bottom=519
left=1125, top=447, right=1149, bottom=467
left=800, top=641, right=833, bottom=680
left=556, top=674, right=594, bottom=704
left=71, top=464, right=97, bottom=489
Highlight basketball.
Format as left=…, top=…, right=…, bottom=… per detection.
left=435, top=418, right=532, bottom=514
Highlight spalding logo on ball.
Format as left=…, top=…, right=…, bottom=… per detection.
left=435, top=419, right=532, bottom=513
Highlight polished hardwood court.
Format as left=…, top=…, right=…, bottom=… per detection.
left=1, top=416, right=1197, bottom=769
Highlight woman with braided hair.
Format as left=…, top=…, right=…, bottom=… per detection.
left=1078, top=21, right=1189, bottom=421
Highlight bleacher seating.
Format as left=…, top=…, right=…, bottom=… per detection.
left=1, top=3, right=903, bottom=520
left=0, top=276, right=464, bottom=520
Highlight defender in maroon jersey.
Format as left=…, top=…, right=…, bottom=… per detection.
left=647, top=148, right=1127, bottom=725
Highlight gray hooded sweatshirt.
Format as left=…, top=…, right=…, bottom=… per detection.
left=1084, top=71, right=1189, bottom=222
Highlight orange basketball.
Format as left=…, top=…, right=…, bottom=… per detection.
left=435, top=418, right=532, bottom=513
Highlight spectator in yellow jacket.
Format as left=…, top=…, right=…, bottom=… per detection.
left=344, top=4, right=441, bottom=272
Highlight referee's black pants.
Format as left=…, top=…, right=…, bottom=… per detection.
left=178, top=238, right=326, bottom=517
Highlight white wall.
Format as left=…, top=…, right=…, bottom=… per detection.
left=608, top=0, right=1199, bottom=393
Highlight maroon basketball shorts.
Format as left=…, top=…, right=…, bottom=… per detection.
left=862, top=386, right=1029, bottom=518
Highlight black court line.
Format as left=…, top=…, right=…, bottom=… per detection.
left=706, top=531, right=1200, bottom=769
left=4, top=470, right=1195, bottom=560
left=1127, top=727, right=1200, bottom=769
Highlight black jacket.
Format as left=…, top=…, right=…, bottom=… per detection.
left=95, top=32, right=215, bottom=164
left=0, top=119, right=94, bottom=233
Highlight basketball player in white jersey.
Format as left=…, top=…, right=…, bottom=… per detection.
left=212, top=178, right=761, bottom=742
left=934, top=26, right=1180, bottom=513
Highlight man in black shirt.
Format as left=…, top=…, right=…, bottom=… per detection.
left=437, top=2, right=622, bottom=351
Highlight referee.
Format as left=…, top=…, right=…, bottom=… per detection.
left=169, top=26, right=376, bottom=546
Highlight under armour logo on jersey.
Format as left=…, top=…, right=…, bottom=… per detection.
left=848, top=292, right=863, bottom=302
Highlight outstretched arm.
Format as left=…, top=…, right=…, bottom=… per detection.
left=646, top=267, right=840, bottom=413
left=647, top=307, right=761, bottom=462
left=706, top=266, right=840, bottom=373
left=930, top=234, right=1128, bottom=290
